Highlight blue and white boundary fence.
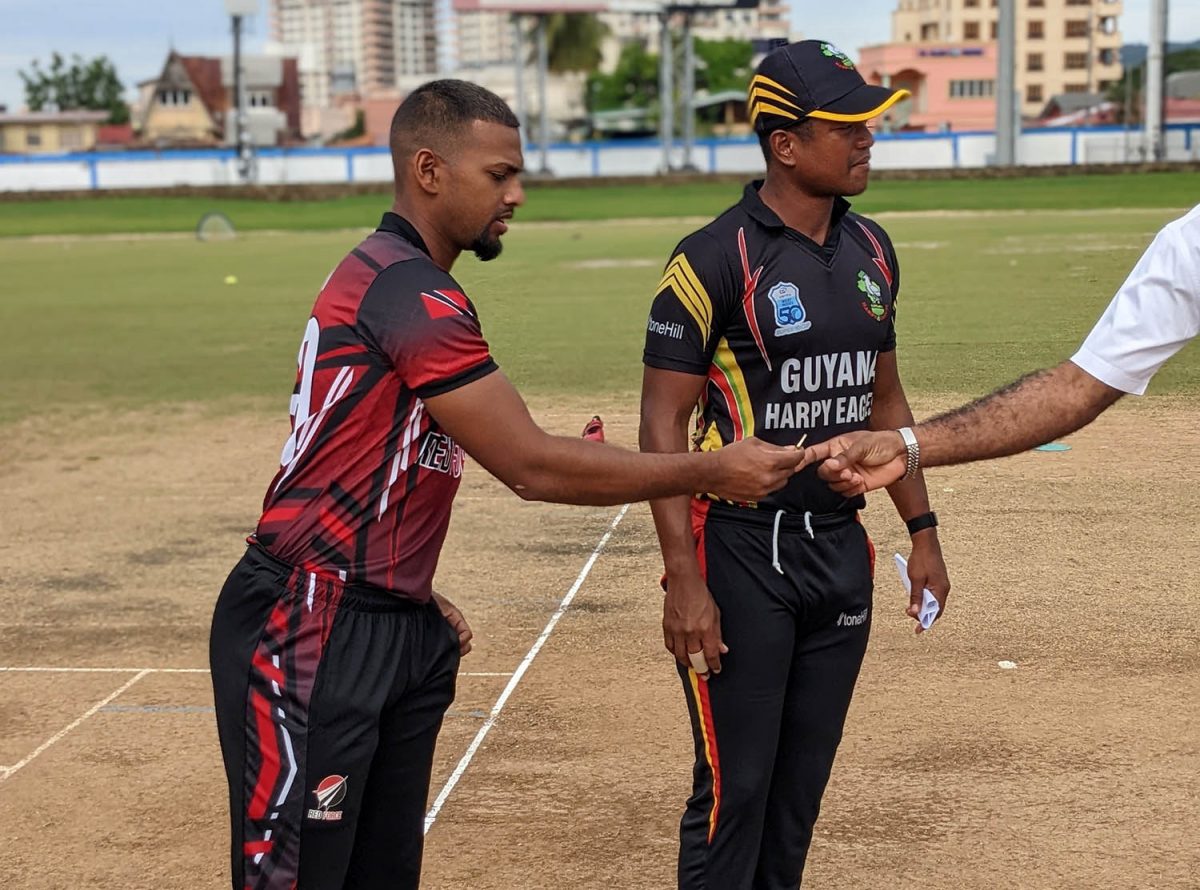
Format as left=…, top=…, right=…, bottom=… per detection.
left=2, top=123, right=1198, bottom=193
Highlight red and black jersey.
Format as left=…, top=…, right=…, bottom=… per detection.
left=253, top=213, right=498, bottom=603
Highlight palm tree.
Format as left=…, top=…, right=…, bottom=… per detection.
left=528, top=13, right=609, bottom=74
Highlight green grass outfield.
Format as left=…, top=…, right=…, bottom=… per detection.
left=2, top=196, right=1197, bottom=426
left=0, top=170, right=1197, bottom=237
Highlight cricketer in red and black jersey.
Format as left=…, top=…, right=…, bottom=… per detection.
left=253, top=212, right=498, bottom=601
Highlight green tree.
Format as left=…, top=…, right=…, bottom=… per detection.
left=586, top=42, right=659, bottom=112
left=530, top=13, right=609, bottom=74
left=1107, top=48, right=1200, bottom=124
left=330, top=110, right=365, bottom=144
left=19, top=53, right=129, bottom=124
left=693, top=38, right=753, bottom=95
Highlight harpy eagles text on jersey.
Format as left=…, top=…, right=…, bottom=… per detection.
left=764, top=350, right=879, bottom=431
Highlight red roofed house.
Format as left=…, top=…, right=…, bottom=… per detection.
left=137, top=50, right=301, bottom=147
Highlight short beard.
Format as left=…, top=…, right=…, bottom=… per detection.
left=470, top=227, right=503, bottom=262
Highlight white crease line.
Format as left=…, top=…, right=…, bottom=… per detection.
left=458, top=672, right=512, bottom=677
left=424, top=503, right=630, bottom=835
left=0, top=670, right=151, bottom=783
left=0, top=667, right=209, bottom=673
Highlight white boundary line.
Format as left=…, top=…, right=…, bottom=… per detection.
left=0, top=504, right=625, bottom=794
left=0, top=670, right=151, bottom=783
left=423, top=504, right=630, bottom=835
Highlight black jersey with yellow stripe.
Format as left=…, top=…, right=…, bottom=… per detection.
left=643, top=181, right=899, bottom=515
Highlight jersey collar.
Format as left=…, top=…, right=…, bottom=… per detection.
left=739, top=180, right=852, bottom=236
left=377, top=212, right=433, bottom=258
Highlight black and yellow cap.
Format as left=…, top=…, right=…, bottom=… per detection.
left=749, top=40, right=910, bottom=131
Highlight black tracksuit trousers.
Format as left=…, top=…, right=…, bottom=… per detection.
left=677, top=502, right=874, bottom=890
left=210, top=545, right=460, bottom=890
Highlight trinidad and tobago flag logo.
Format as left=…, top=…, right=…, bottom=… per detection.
left=307, top=775, right=348, bottom=821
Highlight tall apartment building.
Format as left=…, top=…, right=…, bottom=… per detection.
left=860, top=0, right=1123, bottom=129
left=271, top=0, right=437, bottom=118
left=447, top=1, right=792, bottom=74
left=601, top=1, right=790, bottom=58
left=454, top=10, right=515, bottom=69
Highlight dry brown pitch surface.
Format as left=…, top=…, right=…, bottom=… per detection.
left=1, top=396, right=1197, bottom=889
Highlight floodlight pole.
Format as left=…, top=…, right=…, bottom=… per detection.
left=1145, top=0, right=1168, bottom=161
left=680, top=9, right=696, bottom=171
left=535, top=14, right=551, bottom=174
left=659, top=10, right=674, bottom=173
left=995, top=0, right=1016, bottom=166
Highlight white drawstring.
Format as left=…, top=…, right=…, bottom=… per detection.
left=771, top=510, right=785, bottom=575
left=772, top=509, right=816, bottom=575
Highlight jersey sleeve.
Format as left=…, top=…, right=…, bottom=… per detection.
left=643, top=231, right=737, bottom=375
left=1071, top=215, right=1200, bottom=395
left=858, top=216, right=899, bottom=353
left=358, top=261, right=499, bottom=398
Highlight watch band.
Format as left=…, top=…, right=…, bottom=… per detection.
left=905, top=511, right=939, bottom=536
left=898, top=426, right=920, bottom=480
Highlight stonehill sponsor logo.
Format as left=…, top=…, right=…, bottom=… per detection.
left=648, top=316, right=686, bottom=340
left=836, top=608, right=868, bottom=627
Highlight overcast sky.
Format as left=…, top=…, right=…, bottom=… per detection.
left=1, top=0, right=1196, bottom=111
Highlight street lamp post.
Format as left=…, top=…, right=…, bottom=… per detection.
left=226, top=0, right=258, bottom=182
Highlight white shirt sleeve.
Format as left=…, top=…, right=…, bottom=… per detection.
left=1071, top=206, right=1200, bottom=395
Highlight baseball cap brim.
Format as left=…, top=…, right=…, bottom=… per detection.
left=806, top=84, right=911, bottom=123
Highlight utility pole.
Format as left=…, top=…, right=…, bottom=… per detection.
left=535, top=14, right=550, bottom=173
left=1123, top=62, right=1135, bottom=160
left=680, top=9, right=696, bottom=171
left=995, top=0, right=1016, bottom=165
left=512, top=15, right=528, bottom=145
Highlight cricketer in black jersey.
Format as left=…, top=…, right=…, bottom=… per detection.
left=640, top=39, right=951, bottom=890
left=645, top=180, right=898, bottom=516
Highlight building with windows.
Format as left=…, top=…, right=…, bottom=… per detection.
left=600, top=1, right=791, bottom=63
left=271, top=0, right=437, bottom=137
left=858, top=0, right=1123, bottom=130
left=449, top=1, right=794, bottom=79
left=0, top=110, right=109, bottom=155
left=453, top=9, right=515, bottom=69
left=136, top=51, right=301, bottom=146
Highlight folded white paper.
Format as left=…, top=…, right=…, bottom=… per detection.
left=892, top=553, right=940, bottom=630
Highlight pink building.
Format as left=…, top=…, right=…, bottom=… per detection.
left=858, top=43, right=998, bottom=132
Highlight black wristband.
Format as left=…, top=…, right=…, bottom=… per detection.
left=905, top=511, right=938, bottom=536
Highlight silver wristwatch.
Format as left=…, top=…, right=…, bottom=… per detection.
left=897, top=427, right=920, bottom=480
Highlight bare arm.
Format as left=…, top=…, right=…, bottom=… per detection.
left=424, top=370, right=805, bottom=506
left=814, top=361, right=1124, bottom=495
left=870, top=351, right=934, bottom=518
left=915, top=360, right=1124, bottom=466
left=640, top=366, right=727, bottom=675
left=869, top=351, right=950, bottom=625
